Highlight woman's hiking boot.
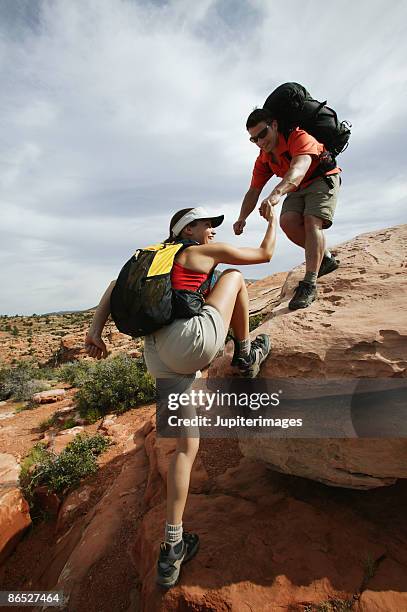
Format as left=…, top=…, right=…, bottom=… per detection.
left=235, top=334, right=271, bottom=377
left=318, top=254, right=339, bottom=278
left=156, top=531, right=200, bottom=588
left=289, top=281, right=317, bottom=310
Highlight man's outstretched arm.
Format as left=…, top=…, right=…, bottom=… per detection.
left=233, top=187, right=262, bottom=235
left=85, top=280, right=116, bottom=359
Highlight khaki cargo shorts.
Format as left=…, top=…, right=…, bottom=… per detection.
left=281, top=174, right=341, bottom=228
left=144, top=304, right=226, bottom=379
left=144, top=306, right=226, bottom=434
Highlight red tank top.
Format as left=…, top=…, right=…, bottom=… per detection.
left=171, top=261, right=210, bottom=295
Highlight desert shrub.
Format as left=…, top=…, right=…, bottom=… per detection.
left=36, top=365, right=60, bottom=380
left=249, top=313, right=267, bottom=332
left=75, top=353, right=155, bottom=422
left=39, top=415, right=56, bottom=432
left=61, top=417, right=77, bottom=430
left=0, top=361, right=49, bottom=401
left=20, top=433, right=110, bottom=505
left=57, top=360, right=94, bottom=387
left=304, top=600, right=354, bottom=612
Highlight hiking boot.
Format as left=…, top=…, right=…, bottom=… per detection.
left=235, top=334, right=271, bottom=377
left=288, top=281, right=317, bottom=310
left=156, top=531, right=200, bottom=589
left=231, top=335, right=239, bottom=367
left=318, top=254, right=339, bottom=278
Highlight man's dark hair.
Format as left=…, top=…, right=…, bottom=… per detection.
left=246, top=108, right=275, bottom=130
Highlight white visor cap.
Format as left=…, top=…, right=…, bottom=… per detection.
left=171, top=207, right=224, bottom=237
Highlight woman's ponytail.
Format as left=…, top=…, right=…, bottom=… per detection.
left=163, top=207, right=195, bottom=243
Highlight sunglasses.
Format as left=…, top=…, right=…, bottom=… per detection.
left=249, top=125, right=270, bottom=143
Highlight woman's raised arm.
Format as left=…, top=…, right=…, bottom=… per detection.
left=187, top=206, right=277, bottom=269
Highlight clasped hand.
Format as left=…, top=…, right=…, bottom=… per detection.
left=259, top=192, right=280, bottom=221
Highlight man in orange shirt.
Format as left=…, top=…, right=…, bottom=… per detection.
left=234, top=108, right=341, bottom=309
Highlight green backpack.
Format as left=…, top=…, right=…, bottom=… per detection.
left=110, top=239, right=213, bottom=338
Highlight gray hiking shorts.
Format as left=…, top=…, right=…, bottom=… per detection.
left=144, top=305, right=225, bottom=436
left=144, top=304, right=225, bottom=385
left=281, top=173, right=341, bottom=228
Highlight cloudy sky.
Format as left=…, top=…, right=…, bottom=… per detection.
left=1, top=0, right=406, bottom=315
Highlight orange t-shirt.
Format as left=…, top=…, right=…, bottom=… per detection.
left=250, top=128, right=340, bottom=191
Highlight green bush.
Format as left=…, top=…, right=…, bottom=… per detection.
left=75, top=353, right=155, bottom=422
left=20, top=433, right=110, bottom=505
left=0, top=361, right=49, bottom=401
left=249, top=313, right=267, bottom=332
left=61, top=417, right=77, bottom=430
left=57, top=360, right=94, bottom=387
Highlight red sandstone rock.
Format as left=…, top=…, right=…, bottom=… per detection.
left=55, top=405, right=75, bottom=416
left=98, top=417, right=135, bottom=448
left=53, top=336, right=87, bottom=364
left=136, top=457, right=393, bottom=610
left=57, top=426, right=84, bottom=436
left=211, top=225, right=407, bottom=489
left=39, top=413, right=153, bottom=609
left=0, top=453, right=31, bottom=563
left=49, top=426, right=85, bottom=454
left=247, top=270, right=289, bottom=315
left=56, top=485, right=93, bottom=532
left=32, top=389, right=66, bottom=404
left=32, top=486, right=61, bottom=517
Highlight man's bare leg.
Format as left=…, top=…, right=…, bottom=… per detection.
left=281, top=212, right=326, bottom=309
left=304, top=215, right=325, bottom=274
left=280, top=211, right=306, bottom=248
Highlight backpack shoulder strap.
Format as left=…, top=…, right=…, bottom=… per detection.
left=197, top=266, right=217, bottom=296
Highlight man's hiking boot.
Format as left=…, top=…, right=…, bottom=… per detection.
left=156, top=531, right=199, bottom=589
left=289, top=281, right=317, bottom=310
left=235, top=334, right=271, bottom=377
left=318, top=254, right=339, bottom=278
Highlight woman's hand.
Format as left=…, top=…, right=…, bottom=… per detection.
left=259, top=198, right=277, bottom=223
left=85, top=331, right=108, bottom=360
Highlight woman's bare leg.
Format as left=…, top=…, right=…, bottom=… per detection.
left=166, top=436, right=199, bottom=525
left=165, top=270, right=249, bottom=536
left=205, top=269, right=249, bottom=340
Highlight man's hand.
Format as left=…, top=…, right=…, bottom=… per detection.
left=259, top=192, right=281, bottom=220
left=233, top=219, right=246, bottom=235
left=85, top=331, right=108, bottom=360
left=260, top=192, right=281, bottom=209
left=259, top=201, right=277, bottom=223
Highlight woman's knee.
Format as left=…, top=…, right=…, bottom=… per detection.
left=220, top=268, right=243, bottom=279
left=219, top=269, right=244, bottom=287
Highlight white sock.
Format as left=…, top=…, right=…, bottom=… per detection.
left=165, top=522, right=183, bottom=546
left=324, top=249, right=332, bottom=259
